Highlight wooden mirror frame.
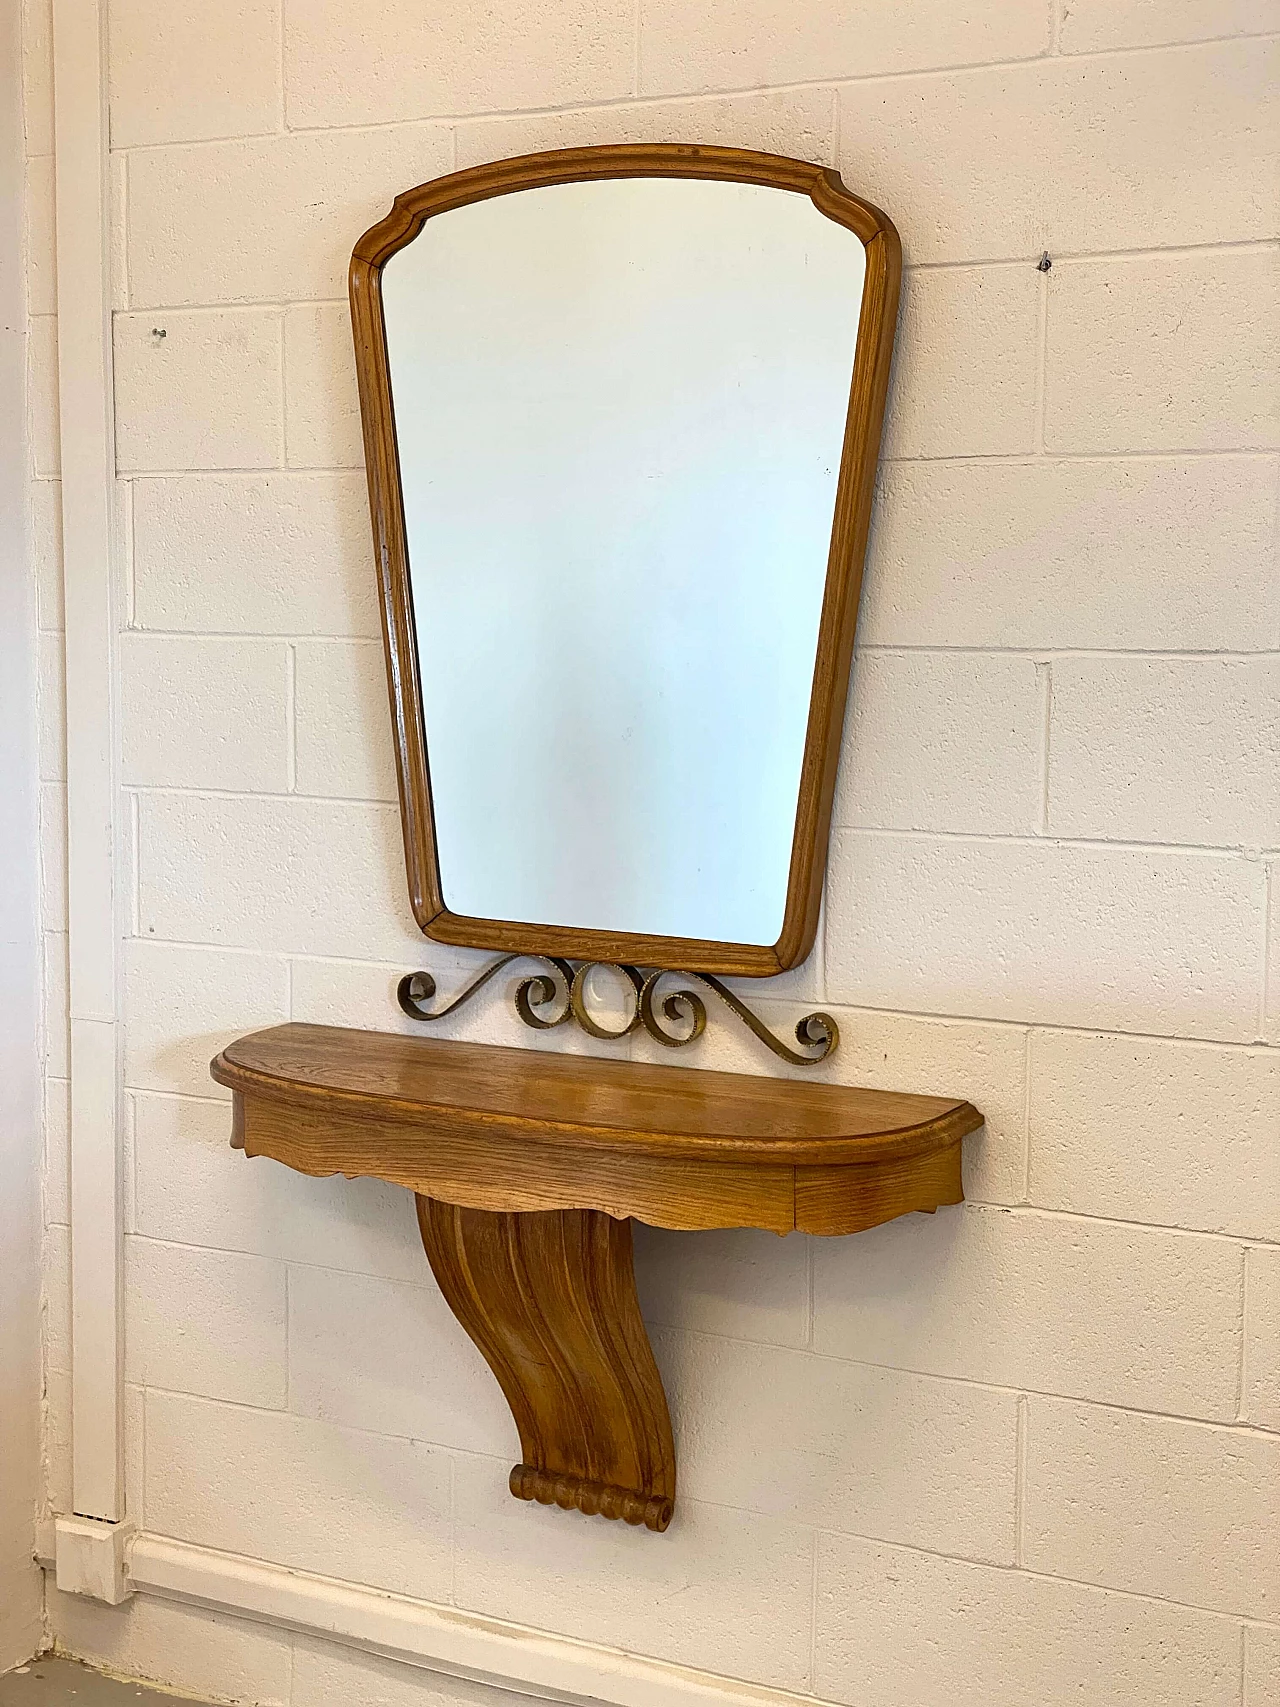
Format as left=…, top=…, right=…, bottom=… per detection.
left=349, top=143, right=901, bottom=978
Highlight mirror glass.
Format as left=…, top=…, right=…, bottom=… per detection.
left=381, top=176, right=866, bottom=947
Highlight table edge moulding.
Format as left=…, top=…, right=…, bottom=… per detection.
left=211, top=1024, right=982, bottom=1534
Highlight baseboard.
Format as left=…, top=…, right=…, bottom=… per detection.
left=109, top=1533, right=825, bottom=1707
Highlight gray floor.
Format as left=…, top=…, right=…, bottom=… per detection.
left=0, top=1659, right=190, bottom=1706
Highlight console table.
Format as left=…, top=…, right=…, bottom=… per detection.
left=212, top=1024, right=981, bottom=1533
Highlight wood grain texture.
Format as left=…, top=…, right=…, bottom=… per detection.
left=211, top=1025, right=981, bottom=1235
left=348, top=143, right=901, bottom=977
left=795, top=1142, right=964, bottom=1236
left=417, top=1198, right=676, bottom=1530
left=213, top=1025, right=972, bottom=1158
left=215, top=1024, right=980, bottom=1529
left=227, top=1101, right=796, bottom=1232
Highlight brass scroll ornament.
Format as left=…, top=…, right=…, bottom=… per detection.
left=397, top=957, right=839, bottom=1067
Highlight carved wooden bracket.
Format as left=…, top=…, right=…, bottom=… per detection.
left=212, top=1024, right=980, bottom=1532
left=418, top=1199, right=675, bottom=1529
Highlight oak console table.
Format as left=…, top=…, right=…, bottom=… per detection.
left=212, top=1024, right=981, bottom=1533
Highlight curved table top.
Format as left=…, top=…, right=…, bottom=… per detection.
left=212, top=1023, right=981, bottom=1166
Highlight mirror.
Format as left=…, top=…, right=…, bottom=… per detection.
left=351, top=146, right=899, bottom=978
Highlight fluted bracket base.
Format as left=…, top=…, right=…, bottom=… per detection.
left=510, top=1464, right=673, bottom=1531
left=416, top=1198, right=677, bottom=1532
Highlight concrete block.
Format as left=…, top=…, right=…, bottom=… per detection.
left=1244, top=1245, right=1280, bottom=1430
left=120, top=634, right=290, bottom=791
left=294, top=639, right=398, bottom=802
left=288, top=1264, right=515, bottom=1456
left=287, top=954, right=458, bottom=1040
left=1248, top=1623, right=1280, bottom=1707
left=1045, top=248, right=1280, bottom=452
left=1049, top=657, right=1280, bottom=847
left=132, top=1091, right=428, bottom=1283
left=284, top=0, right=635, bottom=129
left=1024, top=1397, right=1280, bottom=1619
left=284, top=303, right=364, bottom=469
left=455, top=86, right=836, bottom=169
left=882, top=264, right=1039, bottom=458
left=128, top=127, right=453, bottom=307
left=145, top=1389, right=453, bottom=1601
left=639, top=0, right=1049, bottom=95
left=452, top=1451, right=814, bottom=1692
left=633, top=1224, right=810, bottom=1348
left=109, top=0, right=281, bottom=147
left=1059, top=0, right=1278, bottom=52
left=123, top=940, right=289, bottom=1100
left=125, top=1235, right=288, bottom=1407
left=136, top=792, right=427, bottom=962
left=835, top=651, right=1043, bottom=834
left=840, top=41, right=1278, bottom=263
left=1029, top=1030, right=1280, bottom=1238
left=861, top=455, right=1280, bottom=652
left=655, top=1329, right=1017, bottom=1560
left=815, top=1532, right=1240, bottom=1707
left=114, top=311, right=283, bottom=471
left=132, top=473, right=378, bottom=636
left=812, top=1203, right=1243, bottom=1419
left=826, top=831, right=1266, bottom=1041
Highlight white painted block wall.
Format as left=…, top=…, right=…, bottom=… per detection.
left=25, top=0, right=1280, bottom=1702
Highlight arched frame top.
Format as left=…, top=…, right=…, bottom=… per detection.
left=349, top=144, right=902, bottom=978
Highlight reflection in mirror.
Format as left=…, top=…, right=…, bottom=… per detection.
left=380, top=176, right=867, bottom=948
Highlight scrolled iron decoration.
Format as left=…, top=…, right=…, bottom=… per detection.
left=398, top=956, right=838, bottom=1066
left=569, top=962, right=645, bottom=1041
left=398, top=955, right=574, bottom=1030
left=693, top=971, right=839, bottom=1065
left=637, top=971, right=708, bottom=1049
